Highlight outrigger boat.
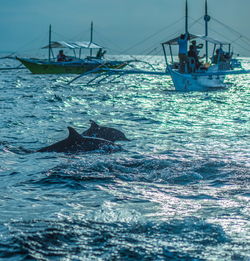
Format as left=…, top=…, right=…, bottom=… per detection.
left=160, top=0, right=238, bottom=91
left=162, top=34, right=233, bottom=91
left=16, top=23, right=127, bottom=74
left=68, top=0, right=250, bottom=91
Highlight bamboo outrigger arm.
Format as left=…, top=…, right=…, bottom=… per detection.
left=67, top=67, right=168, bottom=85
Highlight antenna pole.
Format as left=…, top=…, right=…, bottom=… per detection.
left=48, top=24, right=52, bottom=62
left=90, top=21, right=93, bottom=57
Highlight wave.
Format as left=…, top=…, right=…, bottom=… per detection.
left=0, top=216, right=230, bottom=261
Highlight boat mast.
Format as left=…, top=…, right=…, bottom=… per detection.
left=48, top=24, right=52, bottom=62
left=90, top=21, right=93, bottom=57
left=185, top=0, right=188, bottom=34
left=204, top=0, right=210, bottom=62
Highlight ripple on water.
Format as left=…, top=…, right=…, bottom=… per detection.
left=0, top=215, right=230, bottom=261
left=0, top=56, right=249, bottom=260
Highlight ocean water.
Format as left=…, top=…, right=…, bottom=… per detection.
left=0, top=56, right=249, bottom=261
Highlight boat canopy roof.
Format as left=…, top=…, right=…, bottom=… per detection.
left=42, top=41, right=103, bottom=49
left=162, top=33, right=230, bottom=46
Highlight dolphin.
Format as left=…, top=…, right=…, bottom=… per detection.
left=37, top=127, right=122, bottom=153
left=82, top=120, right=130, bottom=142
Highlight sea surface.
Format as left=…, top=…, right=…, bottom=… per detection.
left=0, top=56, right=249, bottom=261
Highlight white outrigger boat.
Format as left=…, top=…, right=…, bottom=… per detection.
left=68, top=0, right=250, bottom=91
left=162, top=34, right=232, bottom=91
left=160, top=0, right=240, bottom=91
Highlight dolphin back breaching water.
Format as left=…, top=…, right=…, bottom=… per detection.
left=37, top=127, right=122, bottom=153
left=82, top=120, right=130, bottom=142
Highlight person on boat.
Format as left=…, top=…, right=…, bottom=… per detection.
left=212, top=48, right=227, bottom=64
left=57, top=50, right=67, bottom=62
left=188, top=44, right=205, bottom=72
left=178, top=33, right=189, bottom=73
left=190, top=40, right=203, bottom=57
left=96, top=49, right=106, bottom=59
left=188, top=45, right=198, bottom=72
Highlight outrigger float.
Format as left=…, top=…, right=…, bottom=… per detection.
left=68, top=0, right=250, bottom=91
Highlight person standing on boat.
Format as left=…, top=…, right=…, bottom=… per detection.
left=188, top=41, right=205, bottom=71
left=190, top=40, right=203, bottom=57
left=188, top=45, right=198, bottom=72
left=178, top=33, right=189, bottom=73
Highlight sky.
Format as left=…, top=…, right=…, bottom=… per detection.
left=1, top=0, right=250, bottom=56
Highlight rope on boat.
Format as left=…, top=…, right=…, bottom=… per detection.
left=213, top=17, right=250, bottom=43
left=136, top=16, right=203, bottom=61
left=121, top=17, right=184, bottom=54
left=211, top=17, right=250, bottom=54
left=189, top=16, right=250, bottom=55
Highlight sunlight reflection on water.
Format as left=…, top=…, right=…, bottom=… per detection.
left=0, top=56, right=249, bottom=260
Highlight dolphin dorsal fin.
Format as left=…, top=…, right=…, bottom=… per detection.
left=67, top=127, right=82, bottom=140
left=89, top=120, right=98, bottom=128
